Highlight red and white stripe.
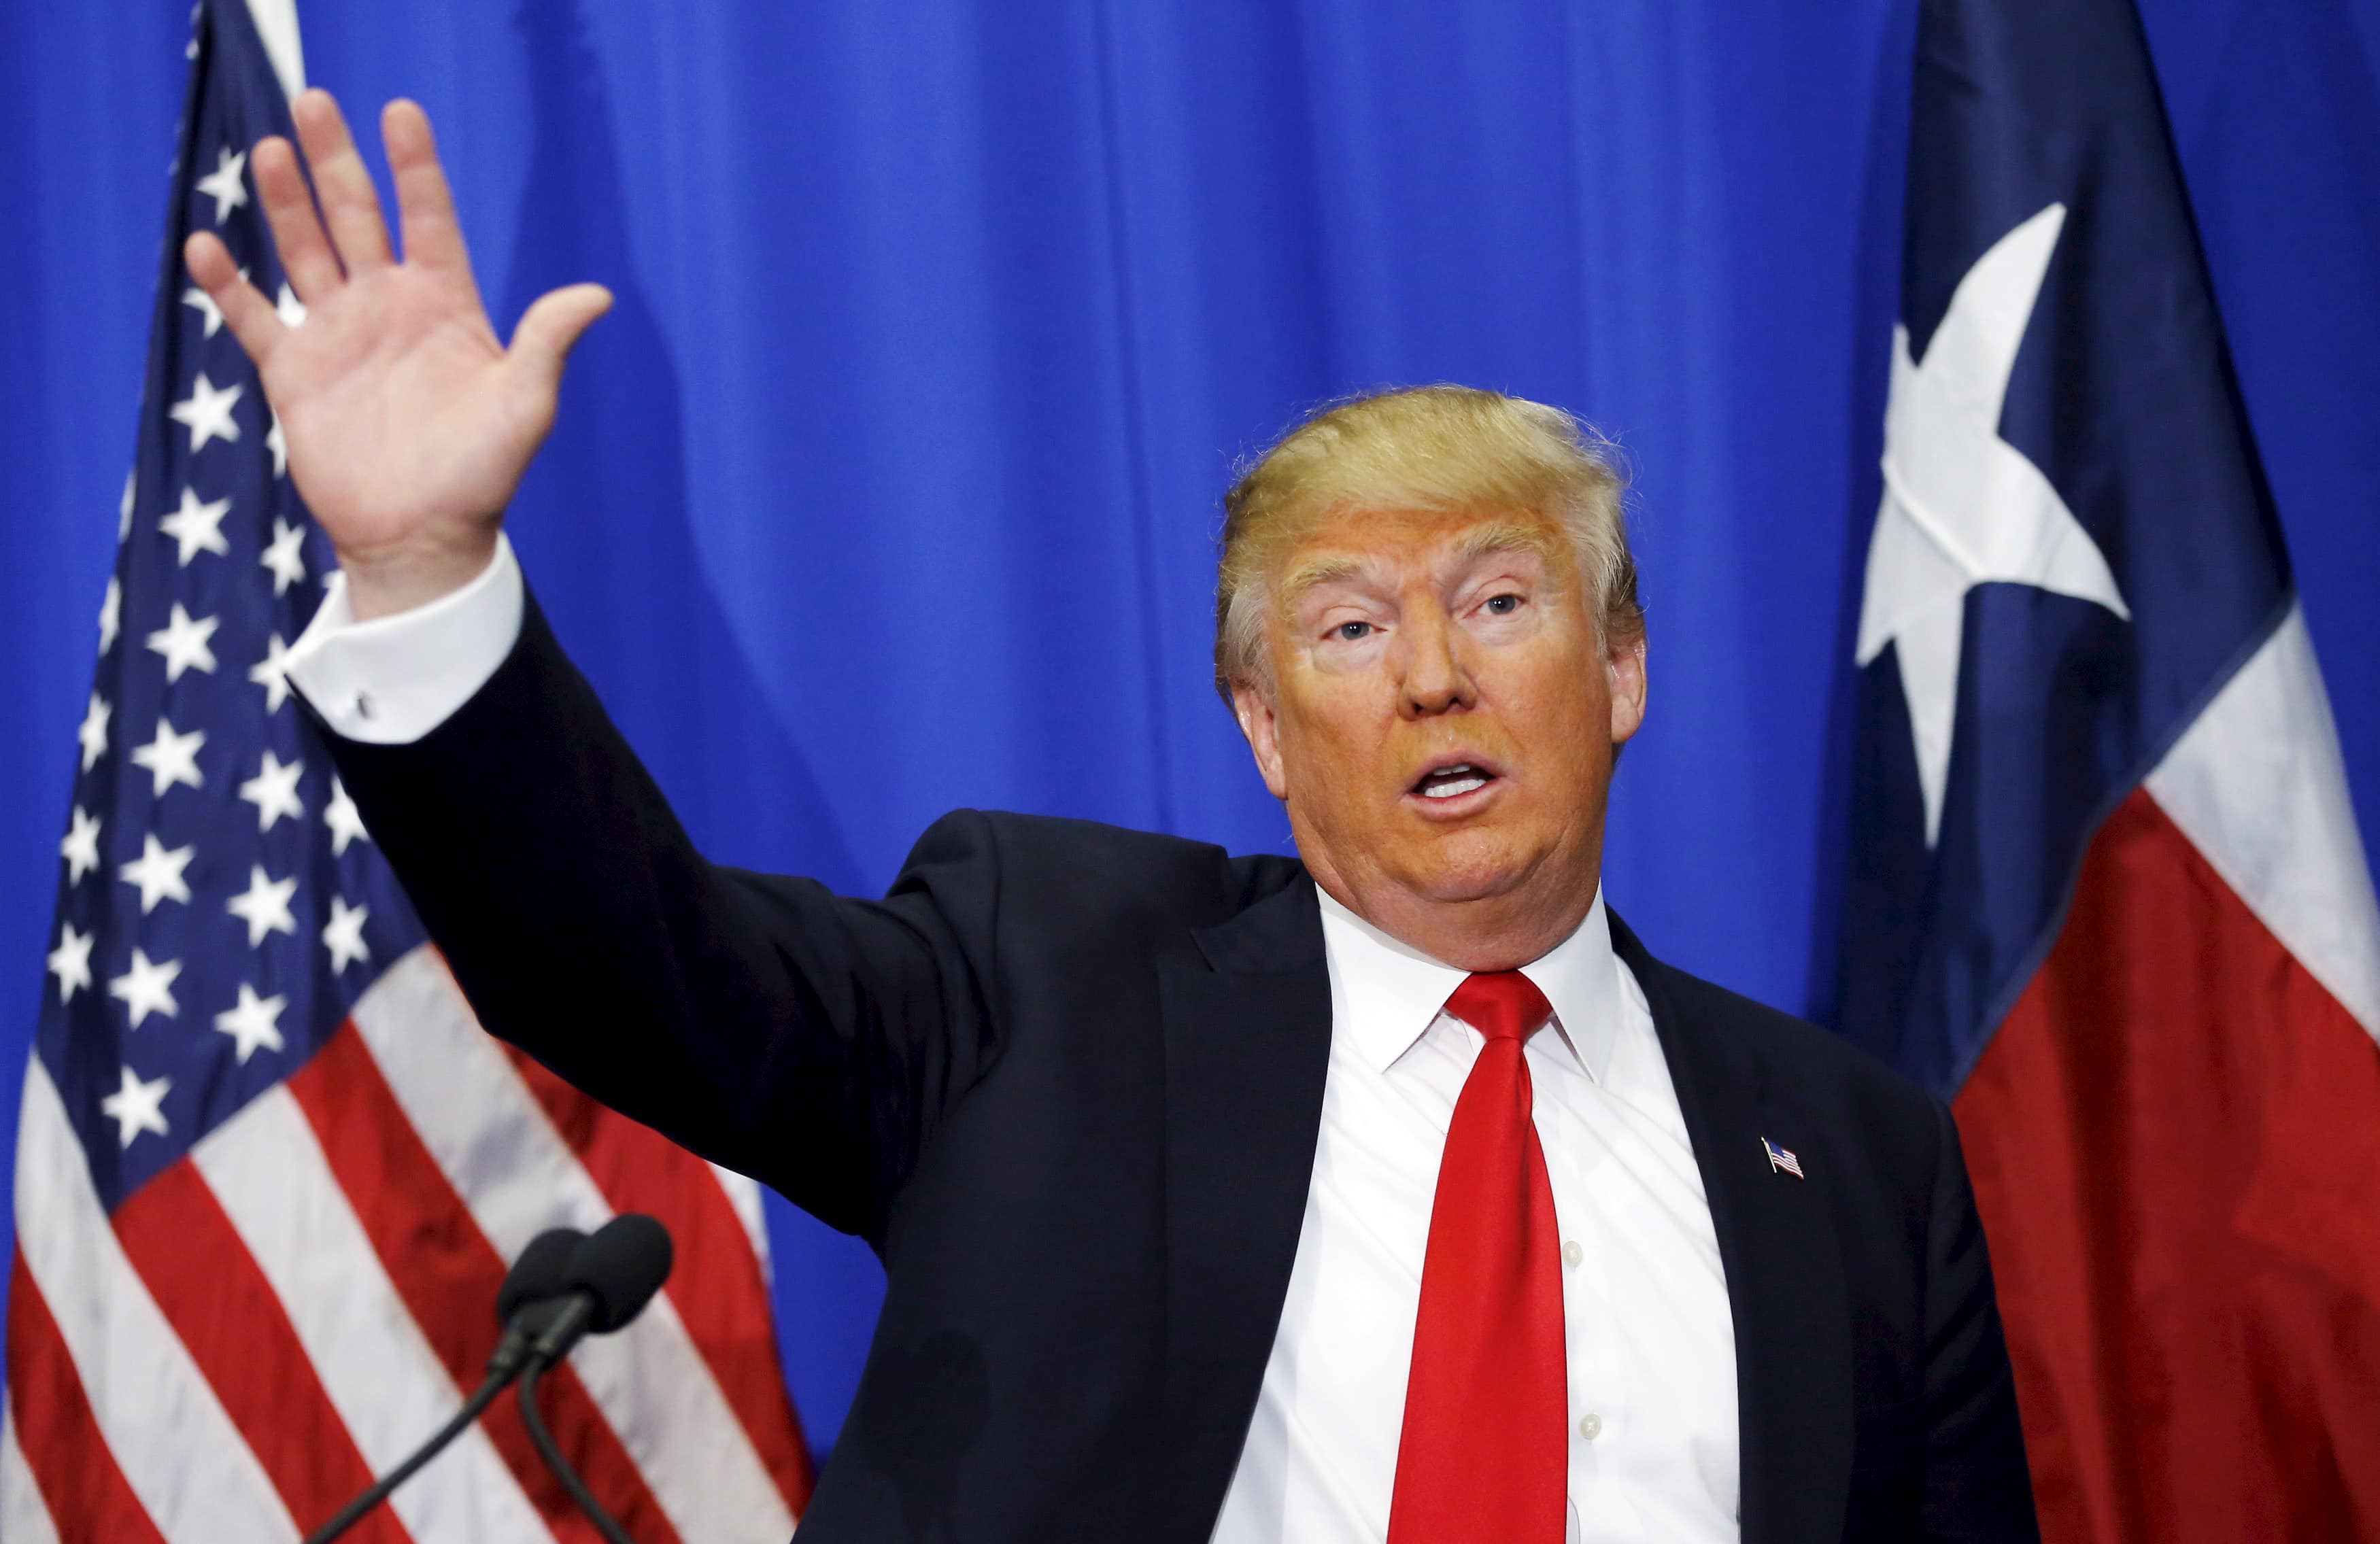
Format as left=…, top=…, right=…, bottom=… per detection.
left=1959, top=604, right=2380, bottom=1539
left=2, top=942, right=811, bottom=1544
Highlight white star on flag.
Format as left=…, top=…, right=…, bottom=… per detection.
left=266, top=412, right=288, bottom=477
left=238, top=749, right=305, bottom=831
left=167, top=371, right=243, bottom=453
left=324, top=776, right=370, bottom=855
left=226, top=865, right=300, bottom=947
left=46, top=923, right=95, bottom=1003
left=192, top=145, right=248, bottom=223
left=99, top=577, right=120, bottom=654
left=120, top=468, right=136, bottom=540
left=260, top=517, right=306, bottom=594
left=1855, top=203, right=2130, bottom=845
left=78, top=692, right=112, bottom=772
left=60, top=806, right=103, bottom=883
left=146, top=602, right=221, bottom=681
left=120, top=832, right=197, bottom=914
left=250, top=633, right=296, bottom=713
left=99, top=1065, right=173, bottom=1148
left=182, top=282, right=225, bottom=338
left=275, top=283, right=307, bottom=330
left=129, top=717, right=206, bottom=797
left=213, top=984, right=288, bottom=1064
left=323, top=895, right=372, bottom=972
left=108, top=949, right=183, bottom=1028
left=158, top=486, right=233, bottom=566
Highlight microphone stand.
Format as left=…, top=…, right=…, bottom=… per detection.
left=517, top=1356, right=638, bottom=1544
left=304, top=1227, right=585, bottom=1544
left=300, top=1373, right=509, bottom=1544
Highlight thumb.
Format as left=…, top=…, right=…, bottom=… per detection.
left=505, top=282, right=614, bottom=394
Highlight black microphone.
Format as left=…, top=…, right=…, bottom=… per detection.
left=488, top=1225, right=587, bottom=1380
left=517, top=1214, right=675, bottom=1544
left=527, top=1212, right=675, bottom=1367
left=301, top=1226, right=591, bottom=1544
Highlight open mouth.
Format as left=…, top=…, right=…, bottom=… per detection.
left=1409, top=761, right=1500, bottom=802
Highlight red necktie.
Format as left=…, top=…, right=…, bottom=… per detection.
left=1387, top=970, right=1568, bottom=1543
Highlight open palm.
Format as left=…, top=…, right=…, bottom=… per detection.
left=187, top=91, right=610, bottom=617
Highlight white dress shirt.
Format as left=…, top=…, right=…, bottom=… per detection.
left=286, top=546, right=1742, bottom=1542
left=1212, top=891, right=1739, bottom=1543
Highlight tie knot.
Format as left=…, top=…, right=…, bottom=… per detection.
left=1444, top=970, right=1554, bottom=1043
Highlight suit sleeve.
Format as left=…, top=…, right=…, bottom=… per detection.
left=309, top=591, right=1000, bottom=1243
left=1920, top=1099, right=2041, bottom=1541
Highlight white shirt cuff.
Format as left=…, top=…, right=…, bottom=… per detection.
left=287, top=534, right=525, bottom=744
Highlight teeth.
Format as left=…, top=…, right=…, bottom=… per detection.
left=1422, top=776, right=1488, bottom=799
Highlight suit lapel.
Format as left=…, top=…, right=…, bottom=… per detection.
left=1610, top=912, right=1853, bottom=1544
left=1157, top=876, right=1334, bottom=1536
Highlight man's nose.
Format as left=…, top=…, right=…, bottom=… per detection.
left=1397, top=608, right=1474, bottom=717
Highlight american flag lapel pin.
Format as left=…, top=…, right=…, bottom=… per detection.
left=1762, top=1136, right=1805, bottom=1179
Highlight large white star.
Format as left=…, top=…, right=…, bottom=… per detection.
left=60, top=806, right=103, bottom=883
left=120, top=831, right=196, bottom=914
left=193, top=146, right=249, bottom=224
left=109, top=948, right=182, bottom=1028
left=214, top=984, right=288, bottom=1064
left=146, top=602, right=221, bottom=681
left=168, top=371, right=243, bottom=453
left=260, top=517, right=306, bottom=594
left=129, top=717, right=206, bottom=797
left=275, top=284, right=308, bottom=330
left=99, top=577, right=120, bottom=654
left=250, top=632, right=296, bottom=713
left=323, top=894, right=372, bottom=973
left=238, top=749, right=305, bottom=831
left=158, top=486, right=233, bottom=566
left=324, top=776, right=370, bottom=856
left=78, top=691, right=112, bottom=772
left=226, top=863, right=299, bottom=947
left=100, top=1065, right=173, bottom=1148
left=47, top=923, right=95, bottom=1002
left=1855, top=203, right=2130, bottom=846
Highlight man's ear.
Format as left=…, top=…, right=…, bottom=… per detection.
left=1608, top=632, right=1648, bottom=746
left=1231, top=681, right=1291, bottom=801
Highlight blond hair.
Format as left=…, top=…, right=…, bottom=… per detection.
left=1214, top=385, right=1642, bottom=699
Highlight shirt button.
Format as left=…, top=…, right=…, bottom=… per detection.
left=1578, top=1413, right=1603, bottom=1441
left=1562, top=1239, right=1583, bottom=1267
left=352, top=691, right=375, bottom=722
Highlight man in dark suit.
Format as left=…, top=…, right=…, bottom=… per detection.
left=190, top=90, right=2037, bottom=1543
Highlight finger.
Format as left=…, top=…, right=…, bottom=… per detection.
left=383, top=100, right=477, bottom=292
left=291, top=89, right=394, bottom=275
left=504, top=284, right=614, bottom=395
left=186, top=231, right=289, bottom=368
left=252, top=136, right=343, bottom=301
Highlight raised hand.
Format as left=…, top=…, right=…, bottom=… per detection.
left=186, top=91, right=611, bottom=619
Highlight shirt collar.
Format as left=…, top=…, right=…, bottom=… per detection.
left=1314, top=884, right=1623, bottom=1083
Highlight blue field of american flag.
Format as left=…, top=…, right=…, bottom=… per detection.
left=3, top=5, right=811, bottom=1539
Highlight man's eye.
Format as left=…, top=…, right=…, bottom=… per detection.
left=1484, top=593, right=1523, bottom=615
left=1333, top=621, right=1373, bottom=642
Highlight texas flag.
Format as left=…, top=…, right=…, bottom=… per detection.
left=1837, top=0, right=2380, bottom=1537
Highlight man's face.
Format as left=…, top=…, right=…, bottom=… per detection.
left=1232, top=507, right=1647, bottom=963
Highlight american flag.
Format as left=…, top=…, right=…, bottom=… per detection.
left=3, top=5, right=813, bottom=1540
left=1759, top=1137, right=1801, bottom=1180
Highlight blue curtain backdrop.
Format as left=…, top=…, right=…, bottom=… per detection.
left=5, top=0, right=2375, bottom=1453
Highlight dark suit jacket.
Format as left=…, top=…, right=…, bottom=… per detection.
left=320, top=597, right=2037, bottom=1543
